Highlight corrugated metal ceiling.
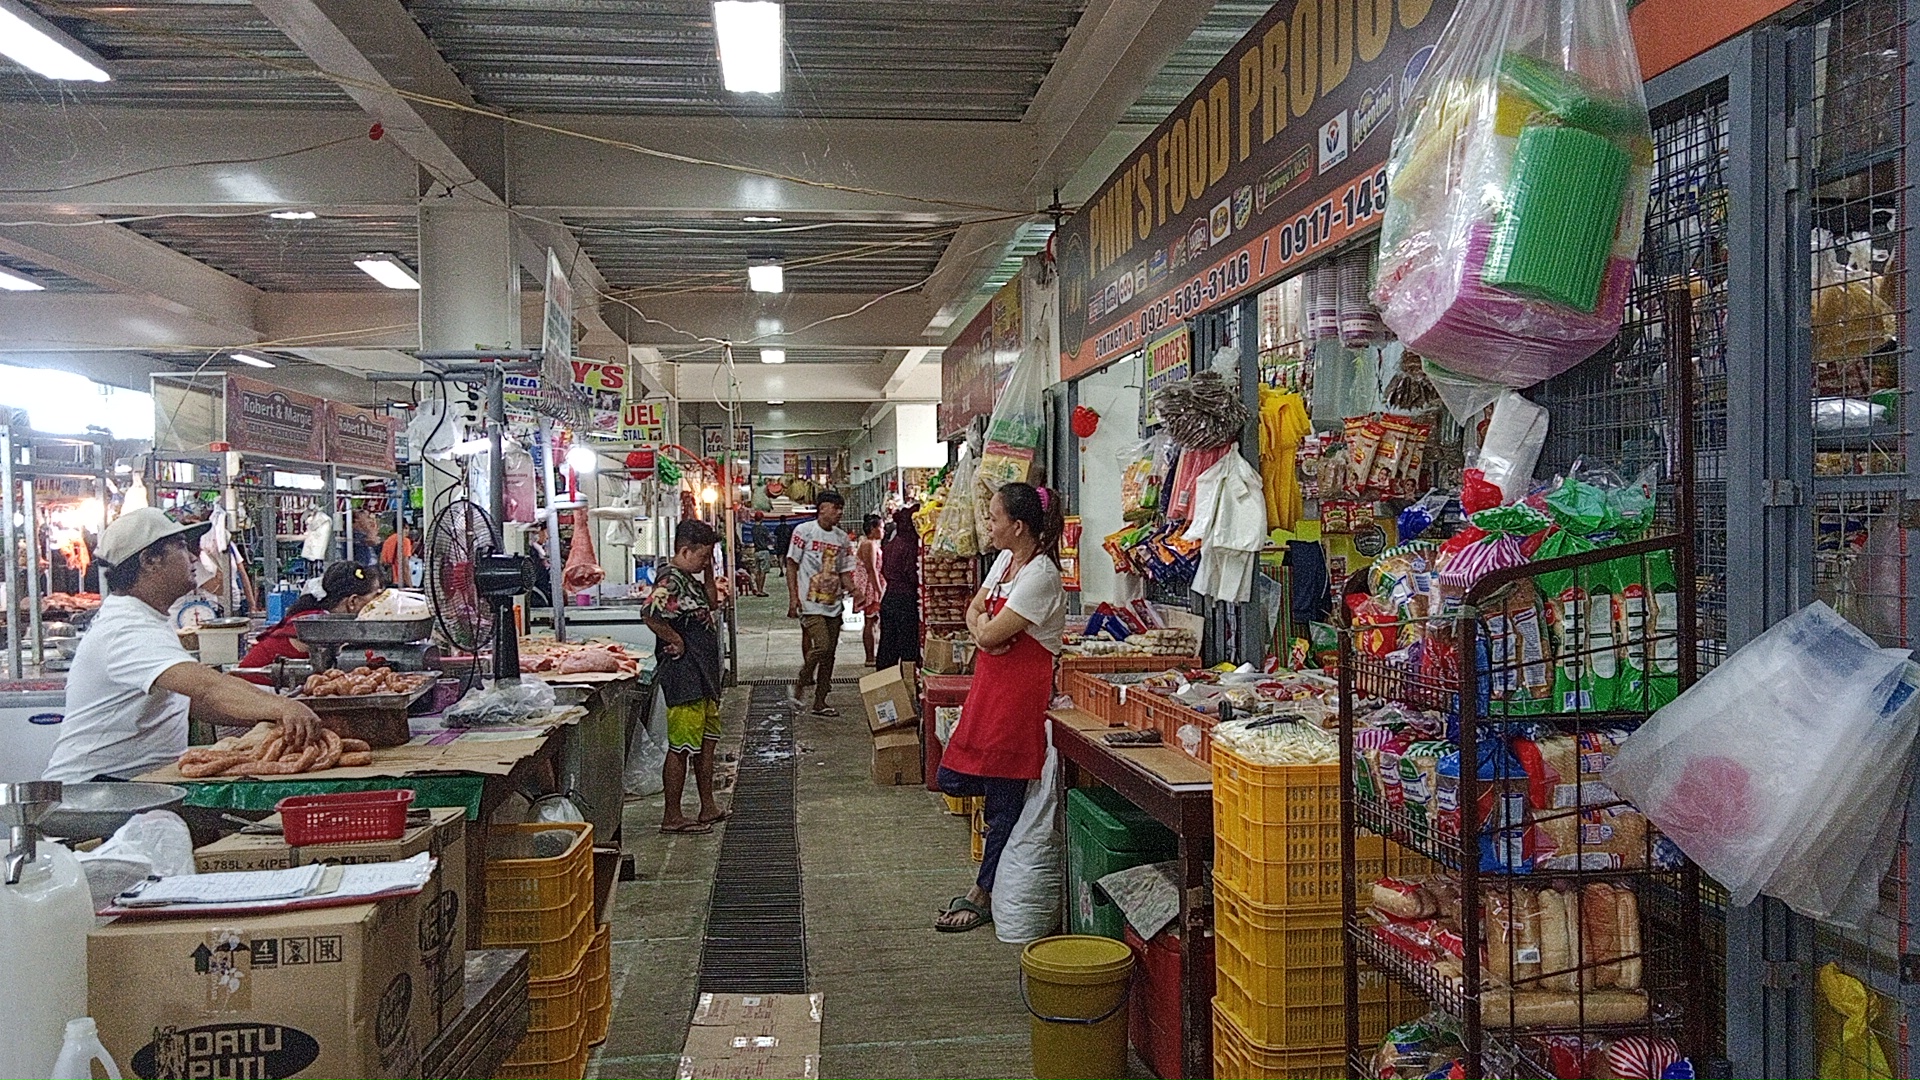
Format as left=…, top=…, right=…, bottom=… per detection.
left=1122, top=1, right=1270, bottom=125
left=574, top=217, right=951, bottom=293
left=121, top=213, right=417, bottom=292
left=0, top=0, right=351, bottom=108
left=0, top=251, right=100, bottom=292
left=409, top=0, right=1086, bottom=119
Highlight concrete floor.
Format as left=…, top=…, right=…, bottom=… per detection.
left=588, top=577, right=1035, bottom=1080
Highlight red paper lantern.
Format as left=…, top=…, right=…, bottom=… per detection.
left=1071, top=405, right=1100, bottom=439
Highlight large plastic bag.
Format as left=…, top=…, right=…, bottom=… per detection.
left=993, top=734, right=1062, bottom=945
left=1374, top=0, right=1651, bottom=387
left=623, top=683, right=669, bottom=796
left=1607, top=602, right=1920, bottom=925
left=975, top=340, right=1049, bottom=548
left=930, top=446, right=980, bottom=557
left=77, top=810, right=195, bottom=909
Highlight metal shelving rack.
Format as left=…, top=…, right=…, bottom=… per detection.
left=1337, top=529, right=1711, bottom=1078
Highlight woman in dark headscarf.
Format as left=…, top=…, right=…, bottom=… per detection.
left=874, top=505, right=921, bottom=669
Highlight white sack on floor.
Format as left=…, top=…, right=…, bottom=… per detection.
left=993, top=733, right=1062, bottom=945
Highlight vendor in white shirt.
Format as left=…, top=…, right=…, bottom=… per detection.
left=43, top=508, right=323, bottom=783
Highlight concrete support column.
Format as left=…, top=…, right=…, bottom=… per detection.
left=418, top=195, right=520, bottom=353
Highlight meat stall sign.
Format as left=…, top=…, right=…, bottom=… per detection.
left=225, top=375, right=325, bottom=461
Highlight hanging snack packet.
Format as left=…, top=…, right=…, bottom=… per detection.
left=1532, top=528, right=1601, bottom=712
left=1347, top=415, right=1387, bottom=495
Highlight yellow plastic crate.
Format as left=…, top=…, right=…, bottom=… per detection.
left=942, top=793, right=968, bottom=815
left=1211, top=748, right=1346, bottom=907
left=970, top=807, right=985, bottom=863
left=1211, top=1004, right=1347, bottom=1080
left=483, top=823, right=596, bottom=979
left=499, top=952, right=588, bottom=1077
left=585, top=923, right=611, bottom=1047
left=495, top=1044, right=588, bottom=1080
left=1212, top=882, right=1390, bottom=1047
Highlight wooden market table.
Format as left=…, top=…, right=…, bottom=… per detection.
left=1048, top=707, right=1215, bottom=1080
left=424, top=949, right=532, bottom=1080
left=141, top=709, right=581, bottom=948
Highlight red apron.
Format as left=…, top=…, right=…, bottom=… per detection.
left=941, top=597, right=1054, bottom=781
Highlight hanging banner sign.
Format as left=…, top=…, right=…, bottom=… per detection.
left=620, top=399, right=666, bottom=443
left=570, top=358, right=629, bottom=438
left=939, top=278, right=1022, bottom=440
left=702, top=425, right=753, bottom=463
left=1056, top=0, right=1455, bottom=380
left=225, top=375, right=325, bottom=462
left=327, top=403, right=398, bottom=473
left=542, top=250, right=575, bottom=394
left=756, top=449, right=786, bottom=477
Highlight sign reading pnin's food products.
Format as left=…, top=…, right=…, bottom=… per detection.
left=1057, top=0, right=1454, bottom=379
left=225, top=375, right=326, bottom=462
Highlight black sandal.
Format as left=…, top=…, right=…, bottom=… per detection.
left=935, top=896, right=992, bottom=933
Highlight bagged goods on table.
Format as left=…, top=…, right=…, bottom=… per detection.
left=1209, top=717, right=1337, bottom=766
left=1373, top=0, right=1650, bottom=387
left=176, top=722, right=370, bottom=777
left=1608, top=601, right=1920, bottom=926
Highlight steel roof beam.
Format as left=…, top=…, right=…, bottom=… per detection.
left=0, top=218, right=262, bottom=335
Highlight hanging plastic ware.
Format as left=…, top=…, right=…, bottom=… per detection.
left=1372, top=0, right=1652, bottom=388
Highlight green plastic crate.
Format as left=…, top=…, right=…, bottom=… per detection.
left=1066, top=786, right=1178, bottom=939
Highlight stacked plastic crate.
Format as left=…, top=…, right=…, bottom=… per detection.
left=1210, top=747, right=1425, bottom=1079
left=484, top=822, right=597, bottom=1080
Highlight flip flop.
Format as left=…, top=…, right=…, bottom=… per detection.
left=659, top=820, right=713, bottom=835
left=811, top=706, right=840, bottom=717
left=934, top=896, right=992, bottom=933
left=698, top=809, right=734, bottom=824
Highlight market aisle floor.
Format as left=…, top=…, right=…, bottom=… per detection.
left=590, top=576, right=1034, bottom=1079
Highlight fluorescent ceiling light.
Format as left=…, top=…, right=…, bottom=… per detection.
left=0, top=269, right=45, bottom=292
left=744, top=215, right=783, bottom=223
left=767, top=399, right=785, bottom=405
left=713, top=1, right=782, bottom=94
left=270, top=210, right=316, bottom=220
left=0, top=1, right=110, bottom=82
left=747, top=260, right=784, bottom=294
left=760, top=349, right=785, bottom=365
left=231, top=352, right=275, bottom=369
left=354, top=254, right=420, bottom=290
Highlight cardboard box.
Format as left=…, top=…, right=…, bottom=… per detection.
left=859, top=663, right=920, bottom=734
left=872, top=729, right=923, bottom=786
left=193, top=807, right=467, bottom=1034
left=922, top=635, right=976, bottom=675
left=90, top=897, right=432, bottom=1080
left=678, top=993, right=823, bottom=1080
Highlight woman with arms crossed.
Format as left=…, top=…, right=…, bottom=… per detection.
left=933, top=482, right=1066, bottom=933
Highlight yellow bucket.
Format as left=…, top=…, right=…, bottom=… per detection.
left=1020, top=935, right=1135, bottom=1080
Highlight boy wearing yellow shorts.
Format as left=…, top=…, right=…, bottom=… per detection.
left=644, top=519, right=727, bottom=834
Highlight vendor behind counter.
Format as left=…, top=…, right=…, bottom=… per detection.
left=43, top=508, right=323, bottom=782
left=236, top=561, right=381, bottom=680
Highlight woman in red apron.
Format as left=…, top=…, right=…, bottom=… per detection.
left=934, top=481, right=1066, bottom=933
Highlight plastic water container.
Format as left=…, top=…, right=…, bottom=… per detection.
left=0, top=841, right=93, bottom=1078
left=50, top=1018, right=121, bottom=1080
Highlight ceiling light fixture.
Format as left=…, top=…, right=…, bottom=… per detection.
left=747, top=259, right=784, bottom=294
left=0, top=0, right=110, bottom=82
left=0, top=269, right=45, bottom=292
left=713, top=1, right=782, bottom=94
left=760, top=349, right=786, bottom=365
left=269, top=210, right=317, bottom=220
left=354, top=253, right=420, bottom=290
left=565, top=444, right=598, bottom=474
left=768, top=399, right=785, bottom=406
left=743, top=215, right=783, bottom=223
left=231, top=352, right=275, bottom=369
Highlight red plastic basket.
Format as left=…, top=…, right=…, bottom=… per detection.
left=275, top=789, right=415, bottom=846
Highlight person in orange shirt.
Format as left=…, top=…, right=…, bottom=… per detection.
left=380, top=524, right=417, bottom=588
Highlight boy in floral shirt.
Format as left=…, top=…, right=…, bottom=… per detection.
left=644, top=519, right=726, bottom=833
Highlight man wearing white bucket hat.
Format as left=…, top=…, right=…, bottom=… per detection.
left=44, top=508, right=323, bottom=783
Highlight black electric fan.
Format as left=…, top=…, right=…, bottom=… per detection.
left=425, top=499, right=535, bottom=682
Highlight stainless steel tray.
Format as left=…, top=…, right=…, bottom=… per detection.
left=293, top=615, right=434, bottom=645
left=294, top=676, right=435, bottom=713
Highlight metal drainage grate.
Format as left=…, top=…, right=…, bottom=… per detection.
left=696, top=683, right=808, bottom=993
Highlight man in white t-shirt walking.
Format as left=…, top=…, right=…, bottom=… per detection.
left=785, top=491, right=855, bottom=717
left=44, top=508, right=323, bottom=783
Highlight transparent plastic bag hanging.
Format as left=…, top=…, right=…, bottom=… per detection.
left=974, top=338, right=1049, bottom=548
left=1374, top=0, right=1652, bottom=387
left=931, top=446, right=980, bottom=557
left=1606, top=602, right=1920, bottom=918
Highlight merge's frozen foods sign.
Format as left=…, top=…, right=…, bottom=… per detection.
left=1056, top=0, right=1455, bottom=378
left=328, top=403, right=398, bottom=472
left=225, top=375, right=326, bottom=461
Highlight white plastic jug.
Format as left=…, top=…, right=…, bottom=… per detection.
left=51, top=1018, right=121, bottom=1080
left=0, top=842, right=93, bottom=1078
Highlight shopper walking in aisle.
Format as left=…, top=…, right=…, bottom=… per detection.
left=854, top=513, right=884, bottom=667
left=645, top=519, right=729, bottom=834
left=933, top=482, right=1066, bottom=932
left=786, top=491, right=855, bottom=716
left=875, top=505, right=922, bottom=670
